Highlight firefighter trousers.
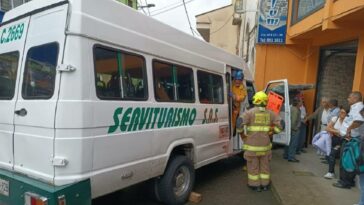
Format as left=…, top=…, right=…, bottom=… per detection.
left=244, top=150, right=272, bottom=187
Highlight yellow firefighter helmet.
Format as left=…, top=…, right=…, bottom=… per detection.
left=253, top=91, right=268, bottom=106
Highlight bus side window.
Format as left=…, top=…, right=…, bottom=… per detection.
left=153, top=60, right=195, bottom=102
left=0, top=52, right=19, bottom=100
left=153, top=61, right=174, bottom=101
left=176, top=65, right=194, bottom=102
left=94, top=46, right=147, bottom=100
left=197, top=70, right=224, bottom=104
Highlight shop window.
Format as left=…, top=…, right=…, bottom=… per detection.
left=94, top=46, right=147, bottom=100
left=291, top=0, right=325, bottom=24
left=197, top=71, right=224, bottom=104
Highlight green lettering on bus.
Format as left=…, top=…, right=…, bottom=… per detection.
left=157, top=108, right=168, bottom=129
left=0, top=23, right=25, bottom=45
left=165, top=108, right=174, bottom=128
left=108, top=107, right=123, bottom=134
left=108, top=106, right=199, bottom=134
left=139, top=108, right=151, bottom=130
left=129, top=107, right=141, bottom=131
left=120, top=108, right=132, bottom=132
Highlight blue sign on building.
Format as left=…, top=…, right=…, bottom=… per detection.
left=257, top=0, right=288, bottom=44
left=0, top=11, right=4, bottom=23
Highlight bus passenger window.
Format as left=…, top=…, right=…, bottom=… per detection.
left=22, top=43, right=58, bottom=99
left=153, top=60, right=195, bottom=103
left=122, top=54, right=147, bottom=99
left=0, top=52, right=19, bottom=100
left=197, top=71, right=224, bottom=104
left=153, top=61, right=174, bottom=101
left=246, top=81, right=255, bottom=106
left=176, top=66, right=194, bottom=102
left=212, top=75, right=223, bottom=104
left=94, top=46, right=147, bottom=100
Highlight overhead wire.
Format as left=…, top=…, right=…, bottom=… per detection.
left=182, top=0, right=194, bottom=36
left=151, top=0, right=196, bottom=16
left=144, top=0, right=151, bottom=16
left=149, top=0, right=182, bottom=14
left=137, top=0, right=148, bottom=15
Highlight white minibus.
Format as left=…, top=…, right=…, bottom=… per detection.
left=0, top=0, right=272, bottom=204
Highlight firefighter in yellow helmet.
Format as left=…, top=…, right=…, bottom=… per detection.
left=236, top=91, right=282, bottom=192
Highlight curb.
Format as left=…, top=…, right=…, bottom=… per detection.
left=271, top=182, right=283, bottom=205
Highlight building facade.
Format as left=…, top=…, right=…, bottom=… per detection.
left=196, top=0, right=259, bottom=75
left=195, top=1, right=240, bottom=55
left=232, top=0, right=364, bottom=116
left=235, top=0, right=259, bottom=76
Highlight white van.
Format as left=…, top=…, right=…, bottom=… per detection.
left=0, top=0, right=262, bottom=204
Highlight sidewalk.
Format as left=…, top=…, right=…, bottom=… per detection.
left=271, top=146, right=360, bottom=205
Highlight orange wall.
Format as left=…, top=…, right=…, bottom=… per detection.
left=255, top=44, right=319, bottom=113
left=255, top=0, right=364, bottom=113
left=353, top=34, right=364, bottom=93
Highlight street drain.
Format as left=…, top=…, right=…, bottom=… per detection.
left=292, top=171, right=315, bottom=176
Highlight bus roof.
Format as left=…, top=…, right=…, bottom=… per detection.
left=3, top=0, right=252, bottom=79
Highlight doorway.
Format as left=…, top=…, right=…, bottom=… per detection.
left=315, top=41, right=358, bottom=108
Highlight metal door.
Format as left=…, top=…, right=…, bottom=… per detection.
left=13, top=4, right=68, bottom=183
left=264, top=79, right=291, bottom=145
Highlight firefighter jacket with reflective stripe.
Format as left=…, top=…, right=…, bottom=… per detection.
left=242, top=107, right=281, bottom=156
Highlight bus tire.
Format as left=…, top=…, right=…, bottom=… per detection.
left=156, top=155, right=195, bottom=205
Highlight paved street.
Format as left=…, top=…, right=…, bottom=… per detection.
left=93, top=156, right=280, bottom=205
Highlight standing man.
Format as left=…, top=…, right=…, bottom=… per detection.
left=237, top=91, right=282, bottom=192
left=305, top=97, right=330, bottom=133
left=284, top=98, right=301, bottom=162
left=333, top=91, right=364, bottom=189
left=230, top=70, right=247, bottom=134
left=297, top=98, right=307, bottom=154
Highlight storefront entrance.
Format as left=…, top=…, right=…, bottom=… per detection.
left=315, top=41, right=358, bottom=108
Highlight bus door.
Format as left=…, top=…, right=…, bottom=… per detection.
left=225, top=69, right=232, bottom=138
left=264, top=79, right=291, bottom=146
left=0, top=17, right=30, bottom=172
left=12, top=4, right=69, bottom=181
left=228, top=67, right=244, bottom=151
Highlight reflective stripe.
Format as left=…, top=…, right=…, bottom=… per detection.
left=243, top=144, right=272, bottom=152
left=246, top=126, right=270, bottom=132
left=256, top=151, right=267, bottom=156
left=273, top=126, right=282, bottom=133
left=260, top=174, right=270, bottom=180
left=248, top=174, right=260, bottom=181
